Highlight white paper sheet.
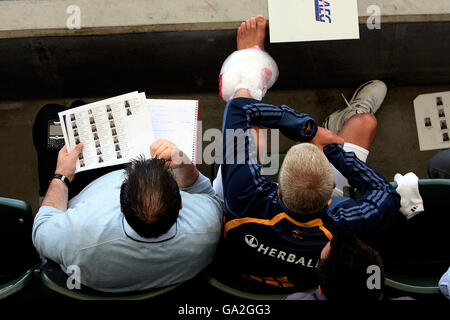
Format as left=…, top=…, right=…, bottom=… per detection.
left=147, top=99, right=199, bottom=163
left=59, top=92, right=155, bottom=172
left=414, top=91, right=450, bottom=151
left=268, top=0, right=360, bottom=43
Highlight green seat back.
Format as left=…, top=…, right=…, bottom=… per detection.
left=205, top=270, right=315, bottom=300
left=0, top=197, right=41, bottom=299
left=0, top=266, right=37, bottom=299
left=40, top=260, right=184, bottom=300
left=0, top=198, right=40, bottom=280
left=346, top=179, right=450, bottom=294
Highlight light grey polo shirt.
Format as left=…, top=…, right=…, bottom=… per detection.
left=32, top=170, right=223, bottom=292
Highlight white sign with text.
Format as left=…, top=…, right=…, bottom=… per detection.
left=268, top=0, right=360, bottom=43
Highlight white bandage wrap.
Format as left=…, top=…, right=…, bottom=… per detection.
left=219, top=47, right=279, bottom=101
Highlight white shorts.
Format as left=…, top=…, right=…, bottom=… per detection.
left=212, top=142, right=369, bottom=200
left=332, top=142, right=369, bottom=197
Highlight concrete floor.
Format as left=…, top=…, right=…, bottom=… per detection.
left=0, top=84, right=448, bottom=214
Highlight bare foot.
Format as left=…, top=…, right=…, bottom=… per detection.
left=236, top=15, right=266, bottom=50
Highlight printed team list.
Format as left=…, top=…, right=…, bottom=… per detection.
left=414, top=91, right=450, bottom=151
left=59, top=92, right=155, bottom=172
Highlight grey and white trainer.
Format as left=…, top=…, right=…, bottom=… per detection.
left=322, top=80, right=387, bottom=134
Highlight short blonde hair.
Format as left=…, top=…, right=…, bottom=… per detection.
left=279, top=143, right=334, bottom=214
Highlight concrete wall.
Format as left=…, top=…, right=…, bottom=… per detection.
left=0, top=21, right=449, bottom=101
left=0, top=0, right=450, bottom=38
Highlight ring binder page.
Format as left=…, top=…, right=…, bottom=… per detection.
left=147, top=99, right=199, bottom=164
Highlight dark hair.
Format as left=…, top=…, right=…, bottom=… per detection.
left=120, top=157, right=181, bottom=238
left=318, top=231, right=385, bottom=300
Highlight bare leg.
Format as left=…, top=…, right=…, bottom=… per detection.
left=337, top=113, right=377, bottom=151
left=331, top=114, right=377, bottom=197
left=234, top=15, right=267, bottom=100
left=234, top=15, right=268, bottom=159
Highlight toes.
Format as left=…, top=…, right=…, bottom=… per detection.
left=250, top=17, right=257, bottom=30
left=238, top=21, right=245, bottom=36
left=245, top=19, right=251, bottom=31
left=256, top=15, right=266, bottom=27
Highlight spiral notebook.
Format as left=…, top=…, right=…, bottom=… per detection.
left=147, top=99, right=200, bottom=164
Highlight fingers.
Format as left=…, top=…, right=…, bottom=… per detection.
left=157, top=145, right=173, bottom=160
left=151, top=139, right=171, bottom=157
left=325, top=128, right=345, bottom=145
left=74, top=142, right=84, bottom=153
left=335, top=135, right=345, bottom=145
left=150, top=139, right=178, bottom=161
left=59, top=145, right=68, bottom=156
left=154, top=143, right=170, bottom=159
left=69, top=143, right=84, bottom=159
left=150, top=139, right=188, bottom=168
left=150, top=140, right=164, bottom=157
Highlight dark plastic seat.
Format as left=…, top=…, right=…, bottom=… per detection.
left=40, top=260, right=185, bottom=300
left=205, top=270, right=315, bottom=300
left=0, top=197, right=40, bottom=299
left=0, top=266, right=37, bottom=299
left=347, top=179, right=450, bottom=294
left=384, top=179, right=450, bottom=294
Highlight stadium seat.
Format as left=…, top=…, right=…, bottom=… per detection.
left=0, top=197, right=41, bottom=299
left=347, top=179, right=450, bottom=294
left=383, top=179, right=450, bottom=294
left=0, top=265, right=38, bottom=299
left=40, top=260, right=185, bottom=300
left=205, top=270, right=315, bottom=300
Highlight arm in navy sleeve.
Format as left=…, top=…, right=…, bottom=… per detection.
left=324, top=144, right=401, bottom=240
left=222, top=97, right=317, bottom=218
left=222, top=98, right=317, bottom=140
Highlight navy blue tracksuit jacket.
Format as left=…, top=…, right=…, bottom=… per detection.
left=217, top=97, right=401, bottom=289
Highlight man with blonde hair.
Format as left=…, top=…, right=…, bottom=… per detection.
left=213, top=15, right=401, bottom=291
left=278, top=143, right=335, bottom=215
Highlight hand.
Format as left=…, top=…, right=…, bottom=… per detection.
left=55, top=143, right=83, bottom=182
left=309, top=127, right=345, bottom=151
left=150, top=139, right=191, bottom=169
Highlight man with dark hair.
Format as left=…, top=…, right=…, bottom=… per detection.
left=32, top=139, right=223, bottom=292
left=120, top=156, right=181, bottom=239
left=285, top=231, right=413, bottom=300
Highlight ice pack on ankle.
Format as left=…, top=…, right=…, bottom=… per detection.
left=219, top=47, right=279, bottom=102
